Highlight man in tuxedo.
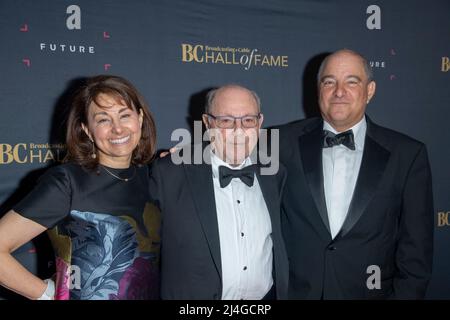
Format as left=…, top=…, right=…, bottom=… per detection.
left=277, top=49, right=434, bottom=299
left=150, top=84, right=288, bottom=299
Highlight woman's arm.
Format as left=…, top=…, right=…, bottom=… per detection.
left=0, top=210, right=49, bottom=299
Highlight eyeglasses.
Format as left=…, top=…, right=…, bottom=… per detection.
left=206, top=113, right=261, bottom=129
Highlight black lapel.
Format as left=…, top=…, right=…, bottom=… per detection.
left=256, top=168, right=281, bottom=235
left=299, top=122, right=331, bottom=235
left=336, top=119, right=390, bottom=239
left=256, top=167, right=284, bottom=295
left=183, top=146, right=222, bottom=279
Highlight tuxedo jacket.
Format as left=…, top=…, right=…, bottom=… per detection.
left=275, top=116, right=434, bottom=299
left=149, top=145, right=289, bottom=299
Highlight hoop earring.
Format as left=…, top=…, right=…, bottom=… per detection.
left=90, top=140, right=97, bottom=159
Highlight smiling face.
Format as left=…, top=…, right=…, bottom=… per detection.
left=82, top=93, right=143, bottom=168
left=202, top=86, right=263, bottom=166
left=318, top=50, right=376, bottom=132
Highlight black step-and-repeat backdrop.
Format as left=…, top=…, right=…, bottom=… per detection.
left=0, top=0, right=449, bottom=299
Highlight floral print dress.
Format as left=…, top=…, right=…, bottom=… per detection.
left=15, top=163, right=160, bottom=300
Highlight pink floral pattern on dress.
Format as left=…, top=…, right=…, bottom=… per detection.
left=54, top=256, right=71, bottom=300
left=109, top=257, right=159, bottom=300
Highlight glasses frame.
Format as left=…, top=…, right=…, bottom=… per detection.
left=205, top=113, right=261, bottom=129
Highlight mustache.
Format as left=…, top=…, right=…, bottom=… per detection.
left=329, top=99, right=351, bottom=104
left=226, top=136, right=250, bottom=144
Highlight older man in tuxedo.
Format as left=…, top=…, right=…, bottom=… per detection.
left=150, top=84, right=288, bottom=299
left=277, top=49, right=434, bottom=299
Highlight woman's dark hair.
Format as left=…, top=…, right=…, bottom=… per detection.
left=64, top=75, right=157, bottom=169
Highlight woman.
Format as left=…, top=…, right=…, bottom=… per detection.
left=0, top=75, right=160, bottom=300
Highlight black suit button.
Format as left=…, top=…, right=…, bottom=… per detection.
left=243, top=266, right=247, bottom=270
left=327, top=245, right=337, bottom=251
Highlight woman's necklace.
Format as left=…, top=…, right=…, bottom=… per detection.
left=100, top=165, right=136, bottom=182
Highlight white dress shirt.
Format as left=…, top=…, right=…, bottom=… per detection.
left=210, top=152, right=273, bottom=300
left=322, top=116, right=366, bottom=239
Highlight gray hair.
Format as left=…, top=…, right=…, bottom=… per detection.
left=205, top=84, right=261, bottom=114
left=317, top=49, right=374, bottom=84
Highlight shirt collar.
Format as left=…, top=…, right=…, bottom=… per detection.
left=323, top=116, right=367, bottom=151
left=210, top=151, right=253, bottom=179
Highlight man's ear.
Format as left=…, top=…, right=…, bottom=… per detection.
left=81, top=123, right=93, bottom=141
left=367, top=81, right=376, bottom=103
left=258, top=113, right=264, bottom=129
left=202, top=114, right=210, bottom=129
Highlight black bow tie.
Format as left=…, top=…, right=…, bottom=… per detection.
left=323, top=129, right=355, bottom=150
left=218, top=165, right=257, bottom=188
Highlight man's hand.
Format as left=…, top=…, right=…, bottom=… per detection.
left=159, top=147, right=178, bottom=158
